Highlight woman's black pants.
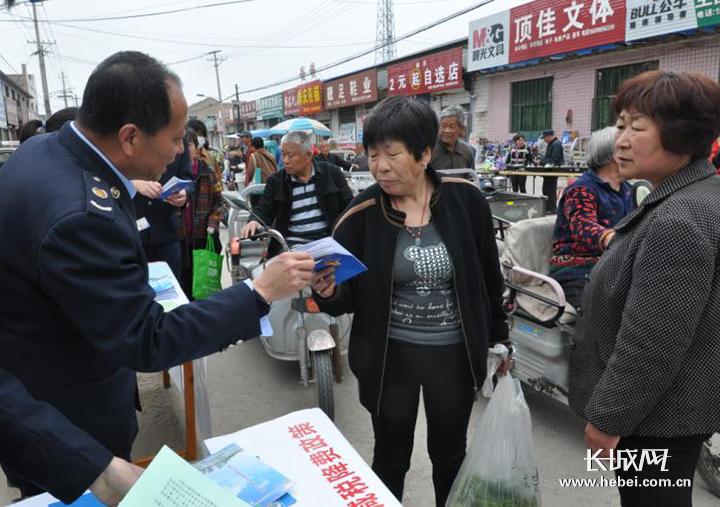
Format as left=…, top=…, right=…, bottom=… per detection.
left=615, top=434, right=710, bottom=507
left=370, top=340, right=475, bottom=507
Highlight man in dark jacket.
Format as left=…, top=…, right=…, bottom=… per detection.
left=315, top=139, right=351, bottom=170
left=541, top=129, right=564, bottom=213
left=0, top=367, right=142, bottom=504
left=0, top=51, right=315, bottom=501
left=241, top=131, right=354, bottom=256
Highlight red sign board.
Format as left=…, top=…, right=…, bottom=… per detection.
left=324, top=70, right=378, bottom=110
left=283, top=81, right=324, bottom=116
left=387, top=47, right=463, bottom=96
left=239, top=100, right=256, bottom=121
left=283, top=86, right=301, bottom=116
left=509, top=0, right=626, bottom=63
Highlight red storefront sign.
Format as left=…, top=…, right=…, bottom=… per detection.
left=239, top=100, right=256, bottom=121
left=387, top=47, right=463, bottom=96
left=324, top=70, right=378, bottom=110
left=284, top=81, right=324, bottom=115
left=509, top=0, right=626, bottom=63
left=283, top=86, right=301, bottom=116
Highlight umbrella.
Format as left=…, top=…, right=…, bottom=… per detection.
left=250, top=128, right=272, bottom=138
left=269, top=117, right=332, bottom=137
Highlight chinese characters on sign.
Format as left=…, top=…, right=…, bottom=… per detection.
left=695, top=0, right=720, bottom=27
left=509, top=0, right=626, bottom=61
left=257, top=93, right=284, bottom=121
left=288, top=422, right=385, bottom=506
left=239, top=101, right=256, bottom=121
left=283, top=86, right=301, bottom=116
left=625, top=0, right=697, bottom=40
left=468, top=11, right=511, bottom=71
left=387, top=47, right=463, bottom=96
left=324, top=70, right=378, bottom=109
left=298, top=80, right=324, bottom=115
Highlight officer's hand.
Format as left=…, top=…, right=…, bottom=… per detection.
left=89, top=457, right=144, bottom=506
left=240, top=220, right=261, bottom=239
left=253, top=252, right=315, bottom=302
left=132, top=180, right=162, bottom=200
left=311, top=267, right=336, bottom=298
left=165, top=189, right=187, bottom=207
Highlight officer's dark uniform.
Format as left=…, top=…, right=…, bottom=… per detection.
left=0, top=123, right=266, bottom=495
left=0, top=367, right=111, bottom=503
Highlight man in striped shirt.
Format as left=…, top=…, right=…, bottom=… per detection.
left=241, top=131, right=354, bottom=255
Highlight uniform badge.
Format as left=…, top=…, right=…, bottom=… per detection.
left=111, top=187, right=121, bottom=199
left=92, top=187, right=109, bottom=199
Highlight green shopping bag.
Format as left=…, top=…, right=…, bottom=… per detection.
left=192, top=236, right=223, bottom=299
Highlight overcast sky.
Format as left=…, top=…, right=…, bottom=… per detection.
left=0, top=0, right=529, bottom=115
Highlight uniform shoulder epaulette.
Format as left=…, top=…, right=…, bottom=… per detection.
left=82, top=171, right=115, bottom=220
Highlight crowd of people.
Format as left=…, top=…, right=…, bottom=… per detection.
left=1, top=46, right=720, bottom=507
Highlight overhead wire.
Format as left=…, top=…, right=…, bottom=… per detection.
left=0, top=0, right=260, bottom=23
left=223, top=0, right=495, bottom=100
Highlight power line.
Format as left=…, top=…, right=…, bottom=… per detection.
left=225, top=0, right=495, bottom=99
left=0, top=0, right=259, bottom=23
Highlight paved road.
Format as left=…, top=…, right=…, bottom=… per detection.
left=2, top=227, right=717, bottom=506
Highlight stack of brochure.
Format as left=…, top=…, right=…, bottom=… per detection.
left=294, top=237, right=367, bottom=285
left=159, top=176, right=193, bottom=200
left=194, top=444, right=296, bottom=507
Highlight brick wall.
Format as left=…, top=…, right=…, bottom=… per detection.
left=481, top=34, right=720, bottom=142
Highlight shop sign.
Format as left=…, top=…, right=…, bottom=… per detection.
left=468, top=11, right=511, bottom=71
left=239, top=100, right=256, bottom=121
left=510, top=0, right=626, bottom=61
left=297, top=80, right=324, bottom=115
left=324, top=70, right=377, bottom=109
left=625, top=0, right=697, bottom=40
left=695, top=0, right=720, bottom=27
left=257, top=93, right=284, bottom=120
left=387, top=47, right=463, bottom=96
left=283, top=86, right=301, bottom=116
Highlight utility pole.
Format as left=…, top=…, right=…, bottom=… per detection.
left=73, top=93, right=79, bottom=107
left=207, top=50, right=226, bottom=102
left=59, top=72, right=71, bottom=108
left=30, top=0, right=52, bottom=116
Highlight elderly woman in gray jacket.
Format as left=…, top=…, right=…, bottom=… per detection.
left=569, top=70, right=720, bottom=507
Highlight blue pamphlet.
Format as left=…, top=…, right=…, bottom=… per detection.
left=159, top=176, right=193, bottom=200
left=194, top=443, right=294, bottom=507
left=295, top=237, right=367, bottom=285
left=50, top=493, right=103, bottom=506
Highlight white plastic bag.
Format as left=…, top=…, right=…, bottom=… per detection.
left=446, top=352, right=541, bottom=506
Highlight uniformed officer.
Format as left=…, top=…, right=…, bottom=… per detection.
left=0, top=51, right=315, bottom=501
left=0, top=367, right=142, bottom=504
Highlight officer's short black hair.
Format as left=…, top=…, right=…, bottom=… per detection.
left=363, top=96, right=438, bottom=161
left=77, top=51, right=181, bottom=137
left=251, top=137, right=264, bottom=149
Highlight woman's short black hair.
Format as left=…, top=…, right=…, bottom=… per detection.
left=187, top=118, right=208, bottom=138
left=251, top=136, right=264, bottom=149
left=45, top=107, right=78, bottom=133
left=18, top=119, right=43, bottom=144
left=77, top=51, right=181, bottom=137
left=512, top=134, right=525, bottom=142
left=185, top=128, right=199, bottom=148
left=363, top=96, right=438, bottom=161
left=614, top=70, right=720, bottom=160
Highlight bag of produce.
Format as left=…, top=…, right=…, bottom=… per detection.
left=446, top=345, right=541, bottom=507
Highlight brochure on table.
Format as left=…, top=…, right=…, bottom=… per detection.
left=9, top=409, right=399, bottom=507
left=204, top=408, right=401, bottom=507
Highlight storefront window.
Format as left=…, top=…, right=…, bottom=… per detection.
left=592, top=61, right=658, bottom=131
left=511, top=77, right=553, bottom=134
